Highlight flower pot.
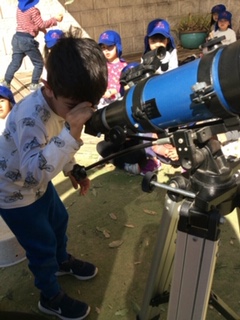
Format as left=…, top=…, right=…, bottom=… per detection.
left=180, top=31, right=207, bottom=49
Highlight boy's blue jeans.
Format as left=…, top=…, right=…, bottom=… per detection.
left=4, top=32, right=43, bottom=84
left=0, top=182, right=69, bottom=298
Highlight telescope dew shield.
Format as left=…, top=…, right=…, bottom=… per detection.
left=85, top=41, right=240, bottom=136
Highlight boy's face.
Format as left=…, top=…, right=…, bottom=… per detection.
left=218, top=19, right=230, bottom=31
left=149, top=34, right=168, bottom=50
left=42, top=85, right=81, bottom=119
left=0, top=97, right=11, bottom=120
left=100, top=44, right=118, bottom=62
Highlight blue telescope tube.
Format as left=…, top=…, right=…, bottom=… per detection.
left=85, top=41, right=240, bottom=136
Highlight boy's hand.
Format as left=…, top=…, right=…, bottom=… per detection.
left=66, top=102, right=94, bottom=141
left=55, top=13, right=63, bottom=22
left=68, top=172, right=90, bottom=196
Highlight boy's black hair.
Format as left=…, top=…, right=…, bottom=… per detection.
left=46, top=36, right=108, bottom=105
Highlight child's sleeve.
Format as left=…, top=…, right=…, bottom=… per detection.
left=31, top=8, right=57, bottom=30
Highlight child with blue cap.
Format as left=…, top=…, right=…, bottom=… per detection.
left=98, top=30, right=127, bottom=108
left=210, top=10, right=236, bottom=45
left=143, top=18, right=178, bottom=74
left=1, top=0, right=63, bottom=92
left=41, top=29, right=64, bottom=81
left=138, top=19, right=179, bottom=170
left=210, top=4, right=227, bottom=31
left=0, top=86, right=15, bottom=131
left=44, top=29, right=64, bottom=49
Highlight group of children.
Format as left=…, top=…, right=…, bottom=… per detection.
left=97, top=3, right=238, bottom=175
left=209, top=4, right=236, bottom=45
left=0, top=1, right=238, bottom=320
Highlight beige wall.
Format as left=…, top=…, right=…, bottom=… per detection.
left=1, top=0, right=240, bottom=77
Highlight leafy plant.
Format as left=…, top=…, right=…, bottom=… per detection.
left=176, top=13, right=211, bottom=33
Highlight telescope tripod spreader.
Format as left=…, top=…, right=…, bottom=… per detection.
left=137, top=122, right=240, bottom=320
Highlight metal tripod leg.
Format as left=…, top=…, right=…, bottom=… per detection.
left=236, top=207, right=240, bottom=233
left=167, top=229, right=219, bottom=320
left=137, top=193, right=183, bottom=320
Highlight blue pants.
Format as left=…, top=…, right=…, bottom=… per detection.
left=0, top=182, right=69, bottom=298
left=4, top=32, right=43, bottom=84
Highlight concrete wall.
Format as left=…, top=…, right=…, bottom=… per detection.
left=1, top=0, right=239, bottom=77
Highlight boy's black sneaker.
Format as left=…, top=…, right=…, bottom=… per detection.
left=38, top=291, right=90, bottom=320
left=56, top=254, right=98, bottom=280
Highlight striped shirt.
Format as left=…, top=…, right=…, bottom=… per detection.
left=16, top=7, right=57, bottom=37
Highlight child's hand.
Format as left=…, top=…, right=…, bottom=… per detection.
left=68, top=172, right=91, bottom=196
left=208, top=31, right=214, bottom=40
left=55, top=13, right=63, bottom=22
left=103, top=88, right=117, bottom=99
left=167, top=148, right=179, bottom=161
left=65, top=101, right=94, bottom=141
left=79, top=177, right=91, bottom=195
left=152, top=144, right=170, bottom=158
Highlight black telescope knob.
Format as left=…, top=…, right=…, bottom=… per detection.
left=108, top=126, right=126, bottom=145
left=142, top=172, right=157, bottom=193
left=71, top=164, right=87, bottom=182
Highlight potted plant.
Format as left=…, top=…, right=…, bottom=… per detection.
left=176, top=13, right=211, bottom=49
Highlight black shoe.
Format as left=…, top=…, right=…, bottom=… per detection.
left=56, top=254, right=98, bottom=280
left=38, top=291, right=90, bottom=320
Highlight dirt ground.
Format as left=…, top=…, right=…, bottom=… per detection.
left=0, top=134, right=240, bottom=320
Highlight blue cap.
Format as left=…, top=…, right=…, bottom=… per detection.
left=98, top=30, right=123, bottom=57
left=147, top=19, right=171, bottom=38
left=144, top=19, right=176, bottom=53
left=217, top=10, right=232, bottom=29
left=218, top=10, right=232, bottom=22
left=0, top=86, right=16, bottom=105
left=44, top=30, right=64, bottom=48
left=211, top=4, right=226, bottom=14
left=18, top=0, right=39, bottom=12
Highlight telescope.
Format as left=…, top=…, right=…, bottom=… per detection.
left=82, top=40, right=240, bottom=320
left=85, top=40, right=240, bottom=139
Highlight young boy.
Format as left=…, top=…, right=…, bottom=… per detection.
left=143, top=18, right=178, bottom=74
left=2, top=0, right=63, bottom=92
left=0, top=85, right=16, bottom=125
left=0, top=35, right=108, bottom=320
left=141, top=19, right=179, bottom=168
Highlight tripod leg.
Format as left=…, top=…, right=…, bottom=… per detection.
left=137, top=193, right=183, bottom=320
left=167, top=230, right=219, bottom=320
left=165, top=202, right=222, bottom=320
left=235, top=207, right=240, bottom=234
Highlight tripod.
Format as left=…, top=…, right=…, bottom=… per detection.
left=137, top=124, right=240, bottom=320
